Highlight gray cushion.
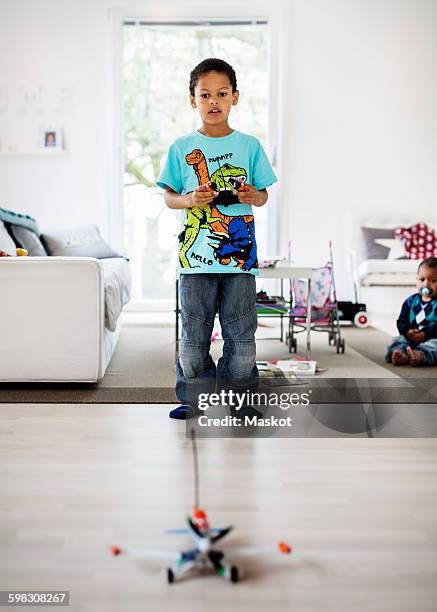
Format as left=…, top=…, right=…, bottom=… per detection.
left=8, top=225, right=48, bottom=256
left=42, top=225, right=121, bottom=258
left=361, top=226, right=406, bottom=260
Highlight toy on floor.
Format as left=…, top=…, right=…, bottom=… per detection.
left=286, top=241, right=370, bottom=355
left=337, top=300, right=369, bottom=328
left=110, top=429, right=292, bottom=583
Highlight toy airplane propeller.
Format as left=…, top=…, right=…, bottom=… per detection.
left=110, top=429, right=292, bottom=583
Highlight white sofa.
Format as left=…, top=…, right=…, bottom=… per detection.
left=348, top=216, right=437, bottom=314
left=0, top=256, right=130, bottom=382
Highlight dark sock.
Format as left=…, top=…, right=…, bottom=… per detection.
left=169, top=404, right=199, bottom=420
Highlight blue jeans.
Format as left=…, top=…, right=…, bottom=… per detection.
left=385, top=335, right=437, bottom=366
left=176, top=273, right=259, bottom=406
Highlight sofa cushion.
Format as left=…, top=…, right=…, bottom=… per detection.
left=6, top=224, right=48, bottom=256
left=358, top=259, right=419, bottom=286
left=42, top=225, right=122, bottom=258
left=361, top=226, right=407, bottom=260
left=0, top=220, right=17, bottom=256
left=0, top=207, right=40, bottom=234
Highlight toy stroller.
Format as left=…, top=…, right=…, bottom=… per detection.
left=286, top=243, right=346, bottom=354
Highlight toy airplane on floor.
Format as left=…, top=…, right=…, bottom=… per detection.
left=110, top=430, right=292, bottom=583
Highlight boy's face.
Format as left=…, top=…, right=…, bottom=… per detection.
left=190, top=71, right=239, bottom=129
left=416, top=265, right=437, bottom=299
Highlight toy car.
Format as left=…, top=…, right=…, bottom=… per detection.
left=337, top=301, right=369, bottom=328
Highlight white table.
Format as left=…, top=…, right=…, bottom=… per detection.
left=259, top=265, right=313, bottom=359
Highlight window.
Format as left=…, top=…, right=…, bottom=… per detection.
left=122, top=20, right=272, bottom=300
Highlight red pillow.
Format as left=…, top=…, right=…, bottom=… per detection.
left=395, top=223, right=437, bottom=259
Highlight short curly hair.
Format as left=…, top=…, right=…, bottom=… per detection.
left=189, top=58, right=237, bottom=96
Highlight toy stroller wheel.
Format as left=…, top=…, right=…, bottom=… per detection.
left=230, top=565, right=239, bottom=583
left=328, top=332, right=334, bottom=345
left=353, top=311, right=370, bottom=328
left=167, top=568, right=175, bottom=584
left=336, top=337, right=346, bottom=354
left=287, top=333, right=297, bottom=353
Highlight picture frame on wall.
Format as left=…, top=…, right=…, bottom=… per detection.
left=39, top=125, right=64, bottom=151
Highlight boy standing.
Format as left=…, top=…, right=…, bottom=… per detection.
left=156, top=58, right=277, bottom=419
left=385, top=257, right=437, bottom=366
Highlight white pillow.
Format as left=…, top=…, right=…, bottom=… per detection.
left=41, top=225, right=121, bottom=258
left=0, top=220, right=16, bottom=255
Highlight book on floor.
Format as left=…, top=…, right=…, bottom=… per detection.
left=275, top=360, right=317, bottom=375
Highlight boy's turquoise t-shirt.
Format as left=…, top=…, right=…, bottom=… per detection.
left=156, top=130, right=277, bottom=275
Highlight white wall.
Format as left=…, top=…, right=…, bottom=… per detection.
left=0, top=0, right=111, bottom=234
left=283, top=0, right=437, bottom=297
left=0, top=0, right=435, bottom=297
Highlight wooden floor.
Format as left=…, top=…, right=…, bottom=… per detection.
left=1, top=404, right=437, bottom=612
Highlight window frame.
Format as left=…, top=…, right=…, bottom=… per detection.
left=108, top=2, right=289, bottom=308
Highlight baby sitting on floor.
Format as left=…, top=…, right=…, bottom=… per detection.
left=385, top=257, right=437, bottom=367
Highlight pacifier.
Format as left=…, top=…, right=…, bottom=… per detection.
left=421, top=287, right=432, bottom=297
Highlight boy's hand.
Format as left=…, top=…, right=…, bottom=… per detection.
left=187, top=182, right=217, bottom=207
left=237, top=184, right=266, bottom=206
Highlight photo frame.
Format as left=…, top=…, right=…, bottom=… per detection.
left=39, top=125, right=64, bottom=151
